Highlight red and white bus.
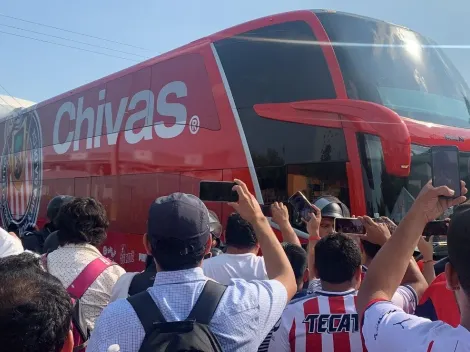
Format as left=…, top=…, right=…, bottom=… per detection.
left=2, top=10, right=470, bottom=270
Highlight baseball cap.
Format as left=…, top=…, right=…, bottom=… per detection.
left=313, top=196, right=350, bottom=219
left=147, top=193, right=211, bottom=255
left=47, top=195, right=74, bottom=222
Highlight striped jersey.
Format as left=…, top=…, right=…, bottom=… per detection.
left=268, top=289, right=365, bottom=352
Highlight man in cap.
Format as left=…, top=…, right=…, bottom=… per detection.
left=22, top=195, right=74, bottom=254
left=88, top=180, right=297, bottom=352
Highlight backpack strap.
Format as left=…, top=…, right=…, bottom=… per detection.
left=67, top=257, right=115, bottom=299
left=187, top=280, right=227, bottom=325
left=127, top=291, right=166, bottom=335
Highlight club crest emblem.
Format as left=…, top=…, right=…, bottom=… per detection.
left=0, top=110, right=43, bottom=234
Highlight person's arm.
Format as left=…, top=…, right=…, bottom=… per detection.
left=357, top=180, right=466, bottom=320
left=417, top=236, right=436, bottom=284
left=271, top=202, right=301, bottom=247
left=230, top=179, right=297, bottom=300
left=360, top=217, right=427, bottom=307
left=400, top=258, right=428, bottom=302
left=305, top=205, right=321, bottom=281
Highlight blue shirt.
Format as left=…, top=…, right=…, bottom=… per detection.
left=87, top=267, right=288, bottom=352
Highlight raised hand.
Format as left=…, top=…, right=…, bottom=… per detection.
left=228, top=179, right=264, bottom=224
left=411, top=180, right=467, bottom=224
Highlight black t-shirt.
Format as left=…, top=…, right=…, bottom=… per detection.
left=21, top=224, right=55, bottom=254
left=128, top=261, right=157, bottom=296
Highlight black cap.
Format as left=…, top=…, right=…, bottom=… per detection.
left=147, top=193, right=211, bottom=255
left=313, top=196, right=350, bottom=219
left=47, top=195, right=74, bottom=222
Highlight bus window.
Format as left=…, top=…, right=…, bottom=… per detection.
left=214, top=20, right=336, bottom=108
left=316, top=11, right=470, bottom=129
left=214, top=20, right=348, bottom=231
left=257, top=161, right=349, bottom=232
left=357, top=133, right=470, bottom=222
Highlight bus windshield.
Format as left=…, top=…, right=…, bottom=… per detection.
left=316, top=11, right=470, bottom=129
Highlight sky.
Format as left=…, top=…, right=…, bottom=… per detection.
left=1, top=0, right=469, bottom=103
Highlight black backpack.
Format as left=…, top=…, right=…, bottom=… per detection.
left=128, top=280, right=226, bottom=352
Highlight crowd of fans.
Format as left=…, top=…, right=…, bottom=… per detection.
left=1, top=178, right=469, bottom=351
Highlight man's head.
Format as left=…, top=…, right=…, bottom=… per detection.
left=56, top=197, right=109, bottom=248
left=445, top=203, right=470, bottom=310
left=145, top=193, right=212, bottom=271
left=47, top=195, right=74, bottom=225
left=315, top=233, right=362, bottom=288
left=281, top=242, right=308, bottom=291
left=0, top=253, right=73, bottom=352
left=312, top=196, right=350, bottom=238
left=224, top=213, right=258, bottom=252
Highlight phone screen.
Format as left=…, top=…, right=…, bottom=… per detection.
left=335, top=218, right=366, bottom=234
left=431, top=146, right=461, bottom=197
left=423, top=220, right=449, bottom=237
left=288, top=191, right=313, bottom=222
left=199, top=181, right=238, bottom=202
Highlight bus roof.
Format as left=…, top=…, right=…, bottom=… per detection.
left=25, top=9, right=412, bottom=114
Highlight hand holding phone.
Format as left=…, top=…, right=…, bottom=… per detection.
left=431, top=146, right=461, bottom=198
left=335, top=217, right=366, bottom=234
left=199, top=181, right=238, bottom=202
left=288, top=191, right=315, bottom=222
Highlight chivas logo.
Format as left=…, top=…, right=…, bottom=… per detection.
left=0, top=110, right=43, bottom=235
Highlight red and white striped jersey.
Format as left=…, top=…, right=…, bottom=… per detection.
left=268, top=289, right=366, bottom=352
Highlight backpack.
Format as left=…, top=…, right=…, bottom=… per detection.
left=41, top=254, right=116, bottom=352
left=128, top=280, right=227, bottom=352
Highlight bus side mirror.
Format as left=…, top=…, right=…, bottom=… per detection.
left=254, top=99, right=411, bottom=177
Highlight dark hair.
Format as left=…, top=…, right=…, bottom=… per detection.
left=361, top=240, right=381, bottom=259
left=361, top=217, right=396, bottom=259
left=225, top=213, right=257, bottom=249
left=281, top=242, right=307, bottom=284
left=315, top=233, right=362, bottom=284
left=56, top=197, right=108, bottom=247
left=448, top=205, right=470, bottom=294
left=0, top=253, right=73, bottom=352
left=145, top=254, right=155, bottom=269
left=150, top=237, right=208, bottom=271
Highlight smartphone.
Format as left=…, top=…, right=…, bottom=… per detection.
left=431, top=146, right=461, bottom=198
left=199, top=181, right=238, bottom=202
left=261, top=204, right=272, bottom=217
left=288, top=191, right=314, bottom=222
left=335, top=217, right=366, bottom=234
left=423, top=220, right=449, bottom=238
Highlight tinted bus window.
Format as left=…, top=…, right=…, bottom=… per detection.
left=215, top=21, right=349, bottom=215
left=214, top=20, right=336, bottom=108
left=316, top=12, right=470, bottom=129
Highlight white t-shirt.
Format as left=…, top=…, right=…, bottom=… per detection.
left=109, top=272, right=139, bottom=303
left=202, top=253, right=267, bottom=285
left=362, top=300, right=470, bottom=351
